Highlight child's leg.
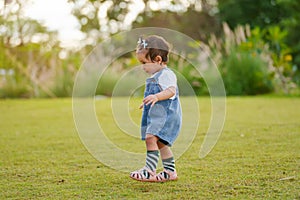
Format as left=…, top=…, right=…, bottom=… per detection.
left=156, top=141, right=178, bottom=181
left=158, top=142, right=173, bottom=159
left=130, top=134, right=160, bottom=182
left=158, top=142, right=176, bottom=172
left=144, top=134, right=159, bottom=172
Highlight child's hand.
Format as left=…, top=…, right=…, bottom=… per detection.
left=143, top=94, right=159, bottom=107
left=139, top=103, right=144, bottom=109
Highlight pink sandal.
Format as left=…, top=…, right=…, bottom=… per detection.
left=155, top=169, right=178, bottom=182
left=130, top=167, right=157, bottom=182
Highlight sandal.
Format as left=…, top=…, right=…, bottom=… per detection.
left=130, top=167, right=157, bottom=182
left=155, top=169, right=178, bottom=182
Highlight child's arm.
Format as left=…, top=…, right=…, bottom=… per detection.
left=140, top=86, right=176, bottom=108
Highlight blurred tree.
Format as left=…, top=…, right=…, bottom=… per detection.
left=1, top=0, right=51, bottom=97
left=0, top=0, right=81, bottom=98
left=69, top=0, right=220, bottom=43
left=132, top=8, right=221, bottom=42
left=70, top=0, right=142, bottom=46
left=218, top=0, right=288, bottom=28
left=135, top=0, right=221, bottom=41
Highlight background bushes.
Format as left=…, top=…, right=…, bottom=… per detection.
left=222, top=52, right=273, bottom=95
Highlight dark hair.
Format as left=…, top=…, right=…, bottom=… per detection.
left=137, top=35, right=170, bottom=63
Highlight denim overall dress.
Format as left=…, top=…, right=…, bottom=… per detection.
left=141, top=68, right=182, bottom=146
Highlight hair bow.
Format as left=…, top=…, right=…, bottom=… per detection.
left=137, top=38, right=148, bottom=48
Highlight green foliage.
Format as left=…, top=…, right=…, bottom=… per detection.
left=170, top=54, right=209, bottom=96
left=0, top=74, right=32, bottom=98
left=96, top=69, right=121, bottom=96
left=133, top=8, right=221, bottom=42
left=265, top=26, right=295, bottom=92
left=277, top=0, right=300, bottom=74
left=222, top=52, right=273, bottom=95
left=206, top=22, right=299, bottom=95
left=51, top=68, right=75, bottom=98
left=51, top=54, right=83, bottom=98
left=207, top=23, right=274, bottom=95
left=97, top=68, right=146, bottom=97
left=0, top=0, right=299, bottom=98
left=218, top=0, right=288, bottom=28
left=218, top=0, right=300, bottom=90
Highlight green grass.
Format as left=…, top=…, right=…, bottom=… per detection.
left=0, top=97, right=299, bottom=199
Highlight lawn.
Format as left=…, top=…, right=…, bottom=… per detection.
left=0, top=97, right=299, bottom=199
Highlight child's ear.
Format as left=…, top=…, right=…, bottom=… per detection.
left=154, top=55, right=162, bottom=64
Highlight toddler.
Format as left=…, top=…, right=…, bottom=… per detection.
left=130, top=35, right=182, bottom=182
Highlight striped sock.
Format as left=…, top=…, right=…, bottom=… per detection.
left=162, top=157, right=175, bottom=172
left=145, top=150, right=159, bottom=172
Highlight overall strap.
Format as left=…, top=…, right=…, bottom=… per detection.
left=152, top=67, right=167, bottom=82
left=151, top=68, right=168, bottom=93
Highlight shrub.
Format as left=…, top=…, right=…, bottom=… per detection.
left=170, top=54, right=209, bottom=96
left=222, top=52, right=273, bottom=95
left=96, top=67, right=145, bottom=97
left=0, top=74, right=32, bottom=98
left=96, top=70, right=120, bottom=96
left=51, top=68, right=75, bottom=97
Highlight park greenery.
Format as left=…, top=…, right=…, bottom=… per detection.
left=1, top=1, right=299, bottom=199
left=0, top=0, right=300, bottom=98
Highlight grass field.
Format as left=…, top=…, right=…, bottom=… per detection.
left=0, top=97, right=299, bottom=199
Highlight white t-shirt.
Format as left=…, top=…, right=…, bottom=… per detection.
left=152, top=68, right=177, bottom=99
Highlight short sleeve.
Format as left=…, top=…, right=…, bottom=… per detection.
left=158, top=69, right=177, bottom=91
left=157, top=68, right=177, bottom=99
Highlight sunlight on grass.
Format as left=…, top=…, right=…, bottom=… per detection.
left=0, top=97, right=299, bottom=199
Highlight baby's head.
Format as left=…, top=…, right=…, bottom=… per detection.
left=136, top=35, right=170, bottom=64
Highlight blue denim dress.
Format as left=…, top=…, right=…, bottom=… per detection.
left=141, top=68, right=182, bottom=146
